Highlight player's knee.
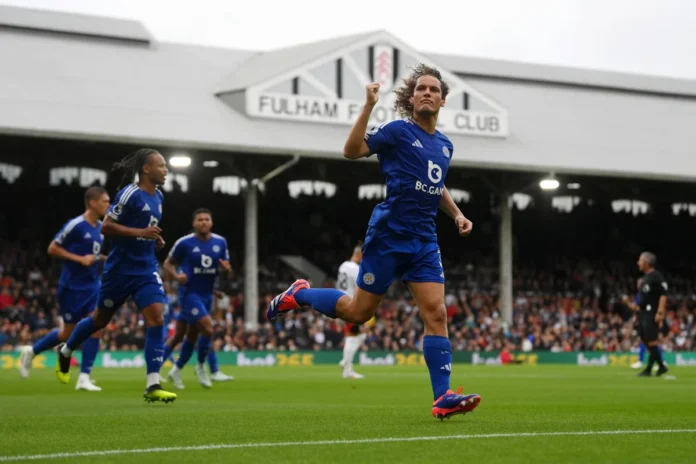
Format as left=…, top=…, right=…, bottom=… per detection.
left=145, top=313, right=165, bottom=327
left=91, top=309, right=112, bottom=329
left=199, top=318, right=213, bottom=337
left=423, top=303, right=447, bottom=328
left=57, top=328, right=71, bottom=342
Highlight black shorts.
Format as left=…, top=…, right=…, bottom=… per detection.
left=640, top=322, right=659, bottom=343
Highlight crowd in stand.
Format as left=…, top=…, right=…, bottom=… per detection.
left=2, top=241, right=694, bottom=353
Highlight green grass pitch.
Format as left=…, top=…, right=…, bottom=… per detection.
left=1, top=365, right=695, bottom=463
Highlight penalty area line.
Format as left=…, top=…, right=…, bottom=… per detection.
left=1, top=429, right=695, bottom=461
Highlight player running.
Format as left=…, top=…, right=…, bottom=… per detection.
left=55, top=149, right=177, bottom=403
left=336, top=242, right=370, bottom=379
left=267, top=64, right=481, bottom=420
left=162, top=208, right=232, bottom=389
left=19, top=186, right=110, bottom=392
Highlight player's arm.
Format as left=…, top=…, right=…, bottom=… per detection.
left=163, top=255, right=186, bottom=284
left=101, top=216, right=160, bottom=239
left=47, top=241, right=94, bottom=267
left=440, top=187, right=473, bottom=237
left=343, top=83, right=380, bottom=159
left=50, top=221, right=95, bottom=267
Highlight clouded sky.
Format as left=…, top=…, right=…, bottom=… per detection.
left=2, top=0, right=694, bottom=79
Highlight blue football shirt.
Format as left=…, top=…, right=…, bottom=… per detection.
left=54, top=215, right=103, bottom=291
left=168, top=233, right=229, bottom=299
left=364, top=118, right=454, bottom=239
left=103, top=183, right=163, bottom=276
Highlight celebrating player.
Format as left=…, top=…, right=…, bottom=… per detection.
left=267, top=64, right=481, bottom=420
left=336, top=242, right=370, bottom=379
left=19, top=186, right=110, bottom=392
left=163, top=208, right=232, bottom=389
left=55, top=149, right=177, bottom=403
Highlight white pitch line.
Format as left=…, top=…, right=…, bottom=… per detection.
left=1, top=429, right=695, bottom=462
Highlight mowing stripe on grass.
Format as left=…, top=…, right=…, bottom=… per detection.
left=1, top=429, right=695, bottom=462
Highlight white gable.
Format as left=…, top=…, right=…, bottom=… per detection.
left=229, top=31, right=509, bottom=138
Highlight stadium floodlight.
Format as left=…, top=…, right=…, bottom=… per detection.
left=203, top=160, right=219, bottom=168
left=567, top=183, right=581, bottom=190
left=539, top=178, right=560, bottom=190
left=170, top=155, right=191, bottom=168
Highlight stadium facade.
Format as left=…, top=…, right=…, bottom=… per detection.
left=1, top=4, right=695, bottom=328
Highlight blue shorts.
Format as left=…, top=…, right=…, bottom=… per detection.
left=356, top=226, right=444, bottom=295
left=176, top=293, right=213, bottom=324
left=58, top=287, right=98, bottom=323
left=98, top=270, right=167, bottom=311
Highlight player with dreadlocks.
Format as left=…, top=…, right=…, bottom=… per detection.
left=56, top=148, right=177, bottom=403
left=266, top=63, right=481, bottom=420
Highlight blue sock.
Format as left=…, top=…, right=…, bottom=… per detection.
left=32, top=329, right=60, bottom=355
left=80, top=336, right=100, bottom=374
left=176, top=339, right=195, bottom=369
left=197, top=336, right=211, bottom=364
left=145, top=326, right=165, bottom=375
left=293, top=288, right=344, bottom=319
left=657, top=346, right=663, bottom=358
left=423, top=335, right=452, bottom=400
left=65, top=318, right=98, bottom=351
left=638, top=343, right=646, bottom=362
left=207, top=349, right=219, bottom=374
left=163, top=343, right=175, bottom=363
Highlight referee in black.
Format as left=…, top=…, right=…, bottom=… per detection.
left=627, top=252, right=669, bottom=377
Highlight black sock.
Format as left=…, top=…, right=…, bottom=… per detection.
left=649, top=345, right=664, bottom=369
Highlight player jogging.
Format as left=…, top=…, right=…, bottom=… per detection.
left=55, top=149, right=177, bottom=403
left=19, top=186, right=110, bottom=392
left=628, top=252, right=669, bottom=377
left=163, top=208, right=232, bottom=389
left=336, top=242, right=370, bottom=379
left=267, top=64, right=481, bottom=420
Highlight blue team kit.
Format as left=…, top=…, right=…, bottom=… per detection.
left=358, top=119, right=453, bottom=294
left=54, top=215, right=103, bottom=321
left=99, top=183, right=167, bottom=311
left=169, top=233, right=229, bottom=323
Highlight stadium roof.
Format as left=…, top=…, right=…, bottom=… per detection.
left=1, top=4, right=695, bottom=181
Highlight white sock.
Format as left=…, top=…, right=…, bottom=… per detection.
left=147, top=372, right=160, bottom=388
left=78, top=372, right=90, bottom=383
left=61, top=345, right=73, bottom=357
left=343, top=337, right=360, bottom=375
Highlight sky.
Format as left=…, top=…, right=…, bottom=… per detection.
left=1, top=0, right=695, bottom=79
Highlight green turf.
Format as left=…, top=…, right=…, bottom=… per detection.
left=1, top=365, right=695, bottom=463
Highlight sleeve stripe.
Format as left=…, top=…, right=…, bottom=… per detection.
left=55, top=216, right=84, bottom=244
left=168, top=234, right=193, bottom=258
left=119, top=184, right=139, bottom=206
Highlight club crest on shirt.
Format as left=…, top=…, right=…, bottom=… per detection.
left=363, top=273, right=375, bottom=285
left=442, top=146, right=450, bottom=158
left=213, top=245, right=220, bottom=253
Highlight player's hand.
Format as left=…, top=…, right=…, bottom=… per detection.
left=156, top=236, right=165, bottom=250
left=139, top=226, right=162, bottom=240
left=621, top=295, right=631, bottom=305
left=214, top=290, right=226, bottom=299
left=80, top=254, right=98, bottom=267
left=219, top=259, right=232, bottom=272
left=176, top=272, right=187, bottom=284
left=366, top=82, right=380, bottom=106
left=455, top=214, right=473, bottom=236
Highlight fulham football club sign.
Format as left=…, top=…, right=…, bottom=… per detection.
left=224, top=31, right=509, bottom=138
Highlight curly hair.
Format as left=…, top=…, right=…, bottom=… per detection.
left=393, top=63, right=450, bottom=118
